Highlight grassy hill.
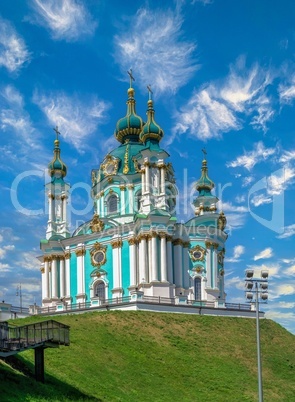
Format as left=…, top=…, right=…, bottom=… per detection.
left=1, top=311, right=295, bottom=401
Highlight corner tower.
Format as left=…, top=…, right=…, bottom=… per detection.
left=46, top=127, right=70, bottom=239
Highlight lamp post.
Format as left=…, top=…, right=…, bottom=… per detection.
left=245, top=269, right=269, bottom=402
left=16, top=283, right=23, bottom=312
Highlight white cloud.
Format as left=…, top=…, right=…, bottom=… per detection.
left=253, top=247, right=273, bottom=261
left=219, top=201, right=248, bottom=213
left=242, top=176, right=255, bottom=187
left=29, top=0, right=97, bottom=41
left=33, top=90, right=111, bottom=150
left=0, top=85, right=38, bottom=150
left=279, top=74, right=295, bottom=104
left=227, top=141, right=276, bottom=171
left=235, top=195, right=245, bottom=203
left=114, top=7, right=198, bottom=95
left=275, top=284, right=295, bottom=296
left=250, top=193, right=272, bottom=207
left=277, top=223, right=295, bottom=239
left=284, top=265, right=295, bottom=276
left=0, top=263, right=10, bottom=272
left=226, top=245, right=245, bottom=262
left=267, top=167, right=295, bottom=196
left=173, top=57, right=274, bottom=141
left=0, top=17, right=31, bottom=72
left=173, top=87, right=239, bottom=141
left=279, top=149, right=295, bottom=163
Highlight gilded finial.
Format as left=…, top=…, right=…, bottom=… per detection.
left=147, top=84, right=153, bottom=101
left=127, top=69, right=135, bottom=88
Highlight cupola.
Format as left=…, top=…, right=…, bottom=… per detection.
left=48, top=127, right=67, bottom=181
left=140, top=95, right=164, bottom=144
left=115, top=70, right=144, bottom=144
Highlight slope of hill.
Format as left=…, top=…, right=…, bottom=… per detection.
left=1, top=311, right=294, bottom=401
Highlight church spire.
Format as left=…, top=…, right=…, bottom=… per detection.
left=46, top=127, right=70, bottom=239
left=193, top=151, right=218, bottom=216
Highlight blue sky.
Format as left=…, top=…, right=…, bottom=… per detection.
left=0, top=0, right=295, bottom=334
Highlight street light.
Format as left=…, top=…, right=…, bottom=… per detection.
left=245, top=270, right=269, bottom=402
left=16, top=284, right=23, bottom=312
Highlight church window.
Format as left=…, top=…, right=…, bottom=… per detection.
left=136, top=190, right=142, bottom=211
left=94, top=281, right=105, bottom=299
left=194, top=277, right=202, bottom=300
left=108, top=194, right=118, bottom=214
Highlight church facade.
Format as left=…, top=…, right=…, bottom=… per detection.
left=39, top=81, right=228, bottom=309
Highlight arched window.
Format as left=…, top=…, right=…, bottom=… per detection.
left=194, top=277, right=202, bottom=301
left=94, top=281, right=105, bottom=300
left=108, top=194, right=118, bottom=214
left=136, top=190, right=142, bottom=212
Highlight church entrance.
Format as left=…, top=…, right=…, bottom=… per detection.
left=94, top=281, right=105, bottom=300
left=194, top=277, right=201, bottom=301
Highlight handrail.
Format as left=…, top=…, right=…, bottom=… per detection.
left=0, top=320, right=70, bottom=354
left=33, top=296, right=253, bottom=315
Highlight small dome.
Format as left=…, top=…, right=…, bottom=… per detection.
left=140, top=99, right=164, bottom=144
left=48, top=139, right=67, bottom=180
left=115, top=87, right=144, bottom=144
left=195, top=159, right=214, bottom=195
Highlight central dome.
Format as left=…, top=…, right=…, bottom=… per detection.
left=114, top=87, right=144, bottom=144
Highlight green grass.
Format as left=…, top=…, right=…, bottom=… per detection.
left=1, top=311, right=295, bottom=401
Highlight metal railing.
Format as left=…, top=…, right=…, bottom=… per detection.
left=0, top=320, right=70, bottom=354
left=33, top=296, right=252, bottom=315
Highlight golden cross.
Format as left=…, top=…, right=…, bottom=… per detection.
left=127, top=69, right=135, bottom=87
left=147, top=84, right=153, bottom=100
left=53, top=125, right=61, bottom=140
left=202, top=148, right=207, bottom=158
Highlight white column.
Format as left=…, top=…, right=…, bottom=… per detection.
left=65, top=250, right=71, bottom=297
left=128, top=185, right=134, bottom=213
left=151, top=233, right=158, bottom=282
left=48, top=194, right=53, bottom=221
left=173, top=240, right=183, bottom=288
left=60, top=258, right=65, bottom=298
left=100, top=191, right=105, bottom=217
left=213, top=244, right=218, bottom=289
left=76, top=246, right=85, bottom=296
left=206, top=243, right=212, bottom=288
left=61, top=194, right=65, bottom=222
left=41, top=264, right=45, bottom=300
left=128, top=237, right=137, bottom=287
left=148, top=236, right=152, bottom=282
left=160, top=166, right=165, bottom=194
left=160, top=233, right=167, bottom=282
left=139, top=235, right=147, bottom=283
left=183, top=243, right=190, bottom=289
left=141, top=170, right=146, bottom=194
left=145, top=161, right=150, bottom=194
left=166, top=237, right=173, bottom=283
left=120, top=186, right=126, bottom=214
left=51, top=256, right=58, bottom=299
left=111, top=237, right=122, bottom=291
left=44, top=258, right=50, bottom=299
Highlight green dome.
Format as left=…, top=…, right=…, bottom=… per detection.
left=115, top=87, right=144, bottom=144
left=48, top=139, right=67, bottom=179
left=195, top=159, right=215, bottom=196
left=140, top=99, right=164, bottom=143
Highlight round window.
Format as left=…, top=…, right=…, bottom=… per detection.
left=193, top=250, right=202, bottom=260
left=93, top=251, right=105, bottom=264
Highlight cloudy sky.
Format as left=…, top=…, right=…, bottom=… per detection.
left=0, top=0, right=295, bottom=334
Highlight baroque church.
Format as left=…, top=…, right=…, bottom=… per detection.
left=39, top=77, right=228, bottom=310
